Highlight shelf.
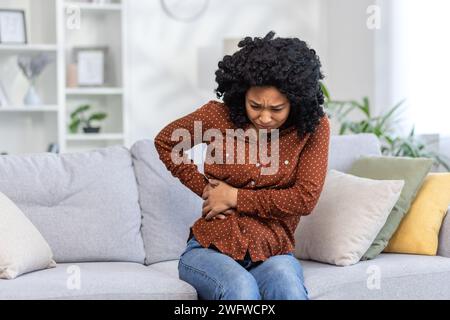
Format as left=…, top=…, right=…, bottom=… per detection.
left=0, top=105, right=59, bottom=112
left=64, top=2, right=123, bottom=11
left=0, top=44, right=58, bottom=54
left=66, top=133, right=124, bottom=141
left=0, top=1, right=128, bottom=155
left=66, top=88, right=123, bottom=96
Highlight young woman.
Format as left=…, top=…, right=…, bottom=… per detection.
left=154, top=31, right=330, bottom=300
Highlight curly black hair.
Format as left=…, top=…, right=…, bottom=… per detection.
left=215, top=31, right=326, bottom=139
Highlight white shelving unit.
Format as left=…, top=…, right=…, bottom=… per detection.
left=66, top=133, right=124, bottom=141
left=65, top=2, right=123, bottom=11
left=0, top=0, right=128, bottom=155
left=65, top=87, right=123, bottom=95
left=0, top=44, right=58, bottom=53
left=61, top=0, right=128, bottom=153
left=0, top=105, right=59, bottom=112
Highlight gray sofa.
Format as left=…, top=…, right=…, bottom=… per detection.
left=0, top=133, right=449, bottom=300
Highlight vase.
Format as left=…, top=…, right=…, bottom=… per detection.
left=83, top=127, right=101, bottom=134
left=24, top=80, right=42, bottom=106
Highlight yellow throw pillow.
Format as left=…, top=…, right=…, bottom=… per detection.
left=384, top=173, right=450, bottom=255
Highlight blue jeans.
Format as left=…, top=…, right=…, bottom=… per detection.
left=178, top=236, right=309, bottom=300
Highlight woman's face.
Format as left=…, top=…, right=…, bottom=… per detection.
left=245, top=86, right=291, bottom=131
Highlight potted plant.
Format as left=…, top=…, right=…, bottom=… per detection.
left=68, top=104, right=107, bottom=134
left=321, top=83, right=450, bottom=171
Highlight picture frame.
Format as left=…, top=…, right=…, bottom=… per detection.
left=0, top=10, right=27, bottom=44
left=74, top=47, right=108, bottom=87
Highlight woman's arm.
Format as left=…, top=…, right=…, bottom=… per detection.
left=154, top=101, right=220, bottom=198
left=236, top=116, right=330, bottom=220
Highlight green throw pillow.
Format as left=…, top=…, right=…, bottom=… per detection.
left=348, top=156, right=433, bottom=260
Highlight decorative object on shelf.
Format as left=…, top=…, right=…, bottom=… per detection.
left=0, top=80, right=10, bottom=107
left=47, top=143, right=59, bottom=154
left=0, top=9, right=27, bottom=44
left=17, top=53, right=55, bottom=106
left=66, top=63, right=78, bottom=88
left=68, top=104, right=108, bottom=134
left=160, top=0, right=209, bottom=22
left=74, top=47, right=107, bottom=87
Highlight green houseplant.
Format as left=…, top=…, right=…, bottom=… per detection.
left=68, top=104, right=107, bottom=134
left=321, top=83, right=450, bottom=171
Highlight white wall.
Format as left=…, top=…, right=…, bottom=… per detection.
left=320, top=0, right=379, bottom=134
left=127, top=0, right=328, bottom=142
left=128, top=0, right=416, bottom=142
left=374, top=0, right=450, bottom=162
left=323, top=0, right=375, bottom=102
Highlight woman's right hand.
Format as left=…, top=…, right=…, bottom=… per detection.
left=202, top=183, right=236, bottom=220
left=214, top=209, right=237, bottom=220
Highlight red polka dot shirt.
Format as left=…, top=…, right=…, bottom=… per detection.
left=154, top=100, right=330, bottom=262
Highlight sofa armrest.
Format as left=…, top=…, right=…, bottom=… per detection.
left=438, top=206, right=450, bottom=258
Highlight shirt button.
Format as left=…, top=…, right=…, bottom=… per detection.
left=250, top=181, right=255, bottom=186
left=256, top=163, right=261, bottom=168
left=284, top=160, right=289, bottom=165
left=226, top=153, right=230, bottom=158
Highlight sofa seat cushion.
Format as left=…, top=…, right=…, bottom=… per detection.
left=302, top=254, right=450, bottom=299
left=147, top=259, right=181, bottom=278
left=149, top=255, right=450, bottom=300
left=0, top=262, right=197, bottom=300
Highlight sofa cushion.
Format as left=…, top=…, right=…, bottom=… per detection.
left=438, top=206, right=450, bottom=258
left=147, top=260, right=181, bottom=279
left=0, top=192, right=56, bottom=279
left=0, top=146, right=145, bottom=263
left=328, top=133, right=381, bottom=172
left=302, top=254, right=450, bottom=299
left=348, top=156, right=433, bottom=260
left=131, top=140, right=203, bottom=265
left=0, top=263, right=196, bottom=300
left=295, top=170, right=404, bottom=266
left=385, top=173, right=450, bottom=256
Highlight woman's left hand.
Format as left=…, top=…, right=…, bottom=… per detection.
left=202, top=179, right=238, bottom=221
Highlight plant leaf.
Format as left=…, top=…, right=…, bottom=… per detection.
left=320, top=82, right=330, bottom=101
left=88, top=113, right=107, bottom=122
left=70, top=105, right=90, bottom=119
left=68, top=118, right=81, bottom=134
